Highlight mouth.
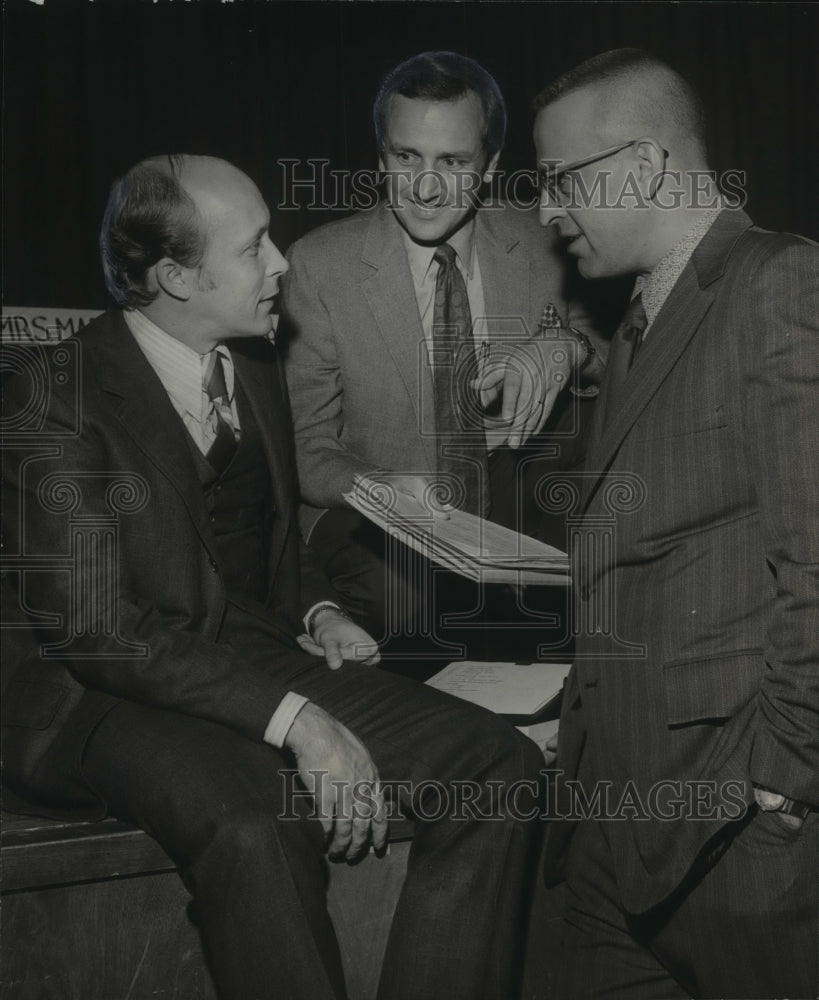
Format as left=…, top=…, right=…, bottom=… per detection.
left=406, top=199, right=449, bottom=217
left=564, top=233, right=586, bottom=253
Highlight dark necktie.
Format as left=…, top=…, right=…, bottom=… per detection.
left=603, top=293, right=647, bottom=425
left=203, top=350, right=239, bottom=476
left=431, top=243, right=489, bottom=516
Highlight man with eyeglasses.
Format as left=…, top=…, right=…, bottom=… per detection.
left=533, top=48, right=818, bottom=1000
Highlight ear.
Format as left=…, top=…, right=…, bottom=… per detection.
left=482, top=150, right=501, bottom=184
left=631, top=137, right=668, bottom=199
left=153, top=257, right=192, bottom=302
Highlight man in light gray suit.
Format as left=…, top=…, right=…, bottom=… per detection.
left=283, top=51, right=605, bottom=644
left=534, top=48, right=818, bottom=999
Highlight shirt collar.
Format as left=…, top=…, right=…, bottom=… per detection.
left=124, top=309, right=234, bottom=421
left=634, top=201, right=724, bottom=326
left=402, top=217, right=477, bottom=286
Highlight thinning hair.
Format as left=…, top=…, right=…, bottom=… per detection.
left=373, top=51, right=507, bottom=161
left=533, top=48, right=707, bottom=159
left=100, top=154, right=206, bottom=309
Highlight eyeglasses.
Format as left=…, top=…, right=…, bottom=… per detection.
left=539, top=138, right=667, bottom=204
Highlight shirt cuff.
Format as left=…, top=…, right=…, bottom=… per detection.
left=303, top=601, right=340, bottom=635
left=264, top=692, right=310, bottom=748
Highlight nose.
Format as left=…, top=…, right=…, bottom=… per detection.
left=264, top=236, right=288, bottom=277
left=413, top=168, right=445, bottom=205
left=539, top=189, right=566, bottom=228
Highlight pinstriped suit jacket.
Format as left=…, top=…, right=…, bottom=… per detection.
left=547, top=209, right=819, bottom=913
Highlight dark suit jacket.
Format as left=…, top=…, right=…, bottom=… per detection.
left=281, top=202, right=591, bottom=539
left=1, top=311, right=330, bottom=817
left=547, top=209, right=819, bottom=913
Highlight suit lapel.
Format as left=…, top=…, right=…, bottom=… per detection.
left=581, top=209, right=754, bottom=512
left=477, top=211, right=533, bottom=337
left=95, top=313, right=215, bottom=544
left=360, top=203, right=437, bottom=469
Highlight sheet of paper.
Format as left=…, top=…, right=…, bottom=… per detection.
left=425, top=661, right=572, bottom=717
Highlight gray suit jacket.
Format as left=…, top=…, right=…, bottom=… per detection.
left=281, top=202, right=581, bottom=538
left=547, top=209, right=819, bottom=913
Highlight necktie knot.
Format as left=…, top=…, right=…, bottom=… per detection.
left=204, top=350, right=229, bottom=404
left=433, top=243, right=458, bottom=271
left=202, top=350, right=238, bottom=475
left=623, top=293, right=648, bottom=338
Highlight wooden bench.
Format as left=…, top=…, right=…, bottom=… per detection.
left=0, top=810, right=413, bottom=1000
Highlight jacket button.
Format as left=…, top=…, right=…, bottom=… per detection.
left=210, top=560, right=218, bottom=573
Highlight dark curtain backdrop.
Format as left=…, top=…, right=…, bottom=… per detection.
left=4, top=0, right=818, bottom=309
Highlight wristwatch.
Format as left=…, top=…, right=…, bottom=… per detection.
left=754, top=785, right=812, bottom=820
left=568, top=328, right=600, bottom=398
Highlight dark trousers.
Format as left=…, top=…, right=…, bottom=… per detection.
left=82, top=654, right=543, bottom=1000
left=552, top=799, right=819, bottom=999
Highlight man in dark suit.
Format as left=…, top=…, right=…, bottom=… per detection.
left=282, top=51, right=606, bottom=646
left=1, top=154, right=543, bottom=1000
left=532, top=49, right=818, bottom=999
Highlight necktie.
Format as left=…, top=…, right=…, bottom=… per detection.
left=603, top=293, right=647, bottom=425
left=203, top=350, right=239, bottom=476
left=431, top=243, right=489, bottom=516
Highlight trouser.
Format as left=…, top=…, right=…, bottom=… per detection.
left=82, top=656, right=544, bottom=1000
left=553, top=791, right=819, bottom=999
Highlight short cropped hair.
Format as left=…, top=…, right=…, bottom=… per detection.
left=533, top=48, right=706, bottom=154
left=99, top=154, right=206, bottom=309
left=373, top=51, right=507, bottom=161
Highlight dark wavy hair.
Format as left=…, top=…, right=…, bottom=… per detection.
left=373, top=51, right=507, bottom=163
left=99, top=154, right=207, bottom=309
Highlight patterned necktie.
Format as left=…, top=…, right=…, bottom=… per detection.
left=603, top=293, right=647, bottom=425
left=203, top=350, right=239, bottom=476
left=431, top=243, right=489, bottom=517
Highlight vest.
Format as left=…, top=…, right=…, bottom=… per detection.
left=185, top=380, right=274, bottom=602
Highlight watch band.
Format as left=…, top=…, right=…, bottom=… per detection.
left=305, top=602, right=348, bottom=636
left=569, top=327, right=596, bottom=374
left=776, top=797, right=812, bottom=820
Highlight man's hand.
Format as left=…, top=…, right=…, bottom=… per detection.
left=297, top=609, right=381, bottom=670
left=285, top=702, right=388, bottom=859
left=472, top=337, right=582, bottom=449
left=753, top=786, right=805, bottom=831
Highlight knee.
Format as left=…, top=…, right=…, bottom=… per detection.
left=198, top=803, right=325, bottom=872
left=455, top=708, right=544, bottom=784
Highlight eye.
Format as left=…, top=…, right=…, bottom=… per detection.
left=558, top=173, right=574, bottom=197
left=246, top=240, right=261, bottom=256
left=441, top=157, right=467, bottom=170
left=394, top=151, right=414, bottom=165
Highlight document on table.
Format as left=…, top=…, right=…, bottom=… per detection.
left=425, top=661, right=572, bottom=719
left=344, top=475, right=570, bottom=586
